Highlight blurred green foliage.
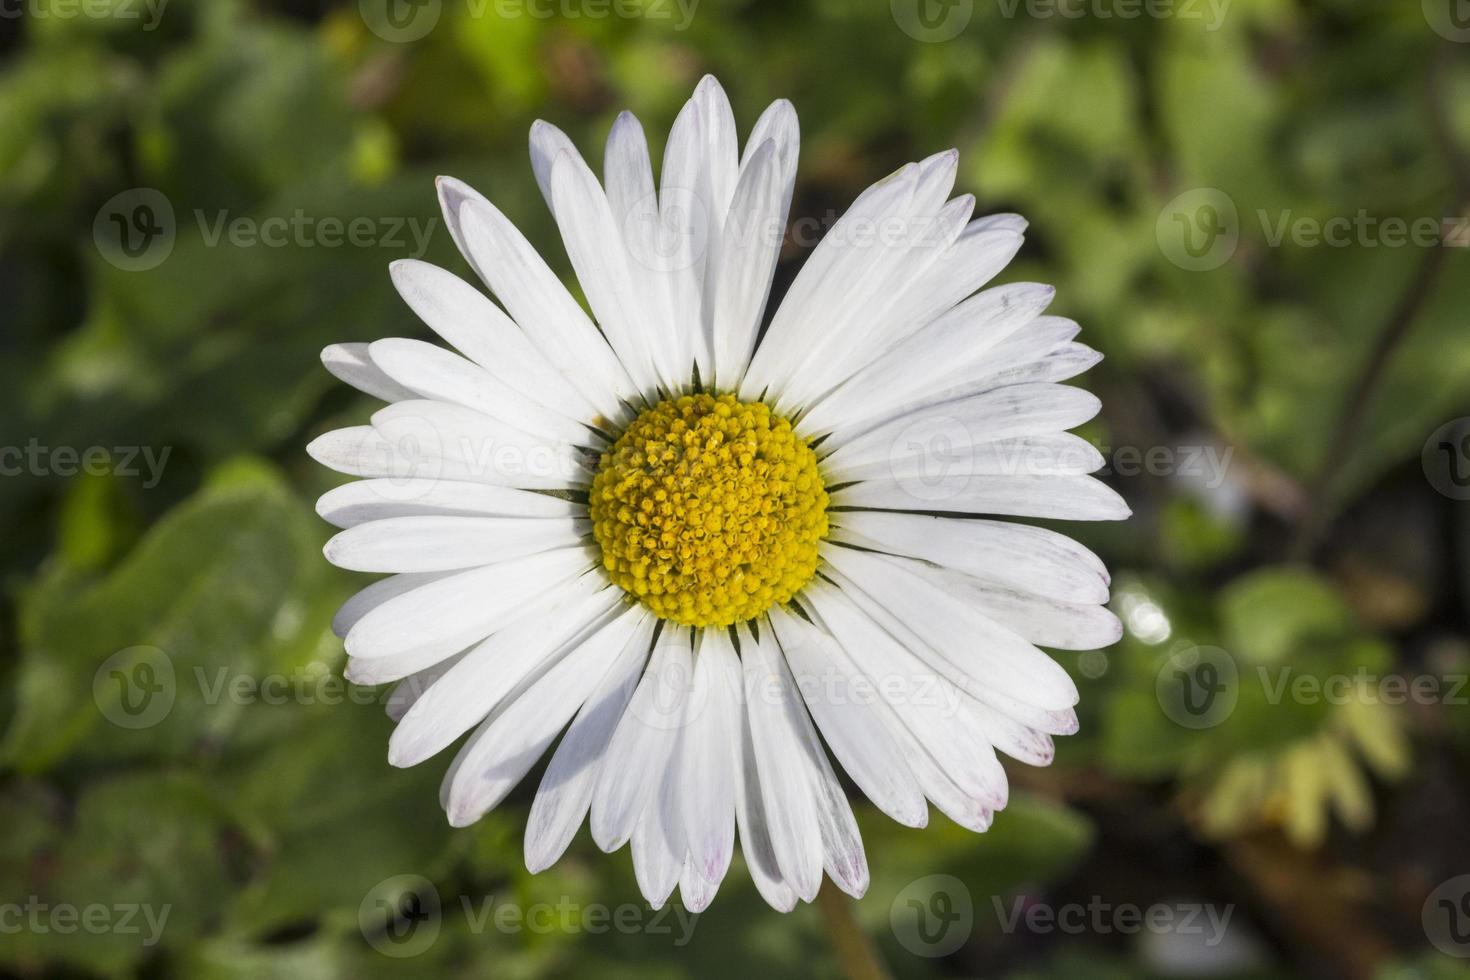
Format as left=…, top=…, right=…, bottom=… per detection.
left=1, top=0, right=1469, bottom=977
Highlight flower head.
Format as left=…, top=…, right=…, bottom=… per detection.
left=309, top=75, right=1127, bottom=912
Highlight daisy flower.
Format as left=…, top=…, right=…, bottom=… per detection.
left=308, top=76, right=1127, bottom=913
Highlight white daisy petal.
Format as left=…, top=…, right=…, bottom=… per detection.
left=679, top=857, right=721, bottom=914
left=829, top=510, right=1110, bottom=604
left=388, top=259, right=599, bottom=422
left=443, top=600, right=652, bottom=827
left=739, top=163, right=920, bottom=401
left=324, top=514, right=589, bottom=574
left=524, top=617, right=654, bottom=873
left=741, top=99, right=799, bottom=215
left=368, top=338, right=592, bottom=446
left=657, top=100, right=709, bottom=379
left=331, top=571, right=450, bottom=638
left=707, top=138, right=783, bottom=389
left=822, top=545, right=1079, bottom=711
left=733, top=697, right=800, bottom=912
left=762, top=623, right=870, bottom=899
left=978, top=342, right=1104, bottom=389
left=306, top=426, right=411, bottom=480
left=797, top=281, right=1057, bottom=439
left=321, top=343, right=416, bottom=403
left=604, top=110, right=682, bottom=389
left=774, top=187, right=975, bottom=414
left=679, top=628, right=740, bottom=884
left=742, top=625, right=824, bottom=902
left=529, top=119, right=580, bottom=215
left=368, top=400, right=589, bottom=490
left=631, top=747, right=686, bottom=909
left=691, top=75, right=740, bottom=231
left=344, top=545, right=594, bottom=662
left=590, top=627, right=693, bottom=852
left=950, top=575, right=1123, bottom=650
left=548, top=151, right=665, bottom=396
left=388, top=575, right=617, bottom=767
left=456, top=196, right=636, bottom=422
left=831, top=472, right=1131, bottom=520
left=768, top=605, right=927, bottom=828
left=316, top=479, right=579, bottom=529
left=819, top=382, right=1102, bottom=479
left=804, top=581, right=1010, bottom=811
left=384, top=653, right=466, bottom=723
left=967, top=698, right=1056, bottom=767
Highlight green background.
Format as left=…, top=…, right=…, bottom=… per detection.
left=2, top=0, right=1469, bottom=976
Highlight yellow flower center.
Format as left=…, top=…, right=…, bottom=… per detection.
left=590, top=393, right=829, bottom=628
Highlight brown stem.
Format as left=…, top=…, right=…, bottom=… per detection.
left=1290, top=45, right=1469, bottom=558
left=816, top=882, right=894, bottom=980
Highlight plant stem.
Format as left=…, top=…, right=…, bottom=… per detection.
left=816, top=882, right=894, bottom=980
